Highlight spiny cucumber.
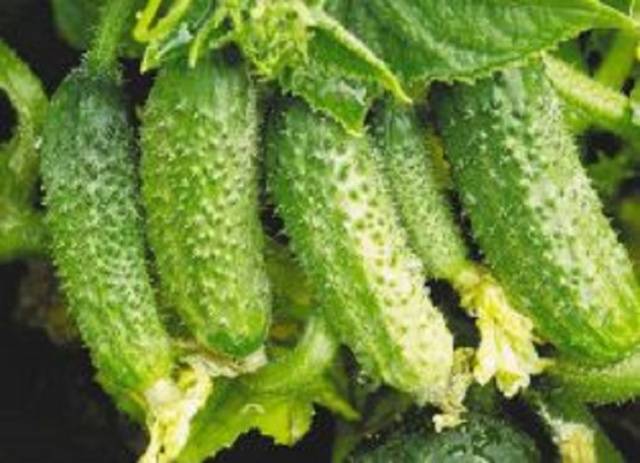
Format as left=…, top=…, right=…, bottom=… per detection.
left=434, top=62, right=640, bottom=365
left=266, top=100, right=455, bottom=406
left=41, top=63, right=214, bottom=463
left=141, top=54, right=271, bottom=359
left=372, top=102, right=544, bottom=397
left=41, top=65, right=174, bottom=396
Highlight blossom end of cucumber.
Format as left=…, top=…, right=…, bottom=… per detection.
left=433, top=348, right=474, bottom=432
left=456, top=267, right=546, bottom=398
left=140, top=363, right=212, bottom=463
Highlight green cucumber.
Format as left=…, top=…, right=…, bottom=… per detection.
left=266, top=100, right=454, bottom=405
left=41, top=64, right=174, bottom=398
left=435, top=62, right=640, bottom=365
left=141, top=54, right=271, bottom=359
left=41, top=63, right=213, bottom=463
left=348, top=412, right=540, bottom=463
left=373, top=102, right=544, bottom=397
left=527, top=389, right=624, bottom=463
left=41, top=3, right=212, bottom=460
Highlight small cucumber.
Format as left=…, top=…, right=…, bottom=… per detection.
left=41, top=66, right=174, bottom=395
left=373, top=102, right=544, bottom=397
left=141, top=55, right=271, bottom=359
left=371, top=103, right=468, bottom=282
left=41, top=64, right=213, bottom=463
left=42, top=3, right=212, bottom=461
left=349, top=412, right=540, bottom=463
left=527, top=389, right=624, bottom=463
left=435, top=62, right=640, bottom=365
left=266, top=100, right=454, bottom=405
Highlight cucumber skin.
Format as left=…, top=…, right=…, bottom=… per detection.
left=40, top=67, right=173, bottom=393
left=349, top=413, right=539, bottom=463
left=141, top=56, right=271, bottom=357
left=372, top=103, right=469, bottom=282
left=435, top=63, right=640, bottom=364
left=266, top=101, right=453, bottom=403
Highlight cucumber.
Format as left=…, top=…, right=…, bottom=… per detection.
left=373, top=102, right=544, bottom=397
left=41, top=65, right=174, bottom=395
left=41, top=2, right=212, bottom=461
left=527, top=389, right=624, bottom=463
left=434, top=62, right=640, bottom=365
left=348, top=412, right=540, bottom=463
left=141, top=54, right=271, bottom=359
left=266, top=100, right=454, bottom=406
left=41, top=63, right=214, bottom=463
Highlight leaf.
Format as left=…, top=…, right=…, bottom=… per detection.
left=602, top=0, right=636, bottom=14
left=136, top=0, right=215, bottom=71
left=176, top=315, right=358, bottom=463
left=228, top=0, right=409, bottom=134
left=326, top=0, right=639, bottom=91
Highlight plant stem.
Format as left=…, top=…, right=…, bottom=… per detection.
left=86, top=0, right=139, bottom=74
left=544, top=54, right=640, bottom=151
left=594, top=31, right=638, bottom=90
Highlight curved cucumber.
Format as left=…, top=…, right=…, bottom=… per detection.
left=349, top=413, right=539, bottom=463
left=266, top=100, right=453, bottom=405
left=435, top=62, right=640, bottom=365
left=141, top=55, right=271, bottom=358
left=373, top=102, right=544, bottom=397
left=40, top=65, right=174, bottom=397
left=372, top=103, right=469, bottom=282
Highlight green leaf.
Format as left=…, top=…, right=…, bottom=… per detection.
left=228, top=0, right=409, bottom=134
left=177, top=315, right=358, bottom=463
left=602, top=0, right=635, bottom=14
left=133, top=0, right=409, bottom=132
left=135, top=0, right=215, bottom=71
left=326, top=0, right=639, bottom=90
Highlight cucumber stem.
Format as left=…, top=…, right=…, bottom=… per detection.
left=86, top=0, right=139, bottom=74
left=549, top=349, right=640, bottom=404
left=544, top=54, right=640, bottom=151
left=0, top=206, right=47, bottom=263
left=594, top=31, right=637, bottom=91
left=0, top=41, right=48, bottom=262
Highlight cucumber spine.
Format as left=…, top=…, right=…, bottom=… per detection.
left=41, top=66, right=174, bottom=393
left=373, top=102, right=545, bottom=397
left=435, top=62, right=640, bottom=364
left=266, top=100, right=455, bottom=406
left=141, top=55, right=271, bottom=359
